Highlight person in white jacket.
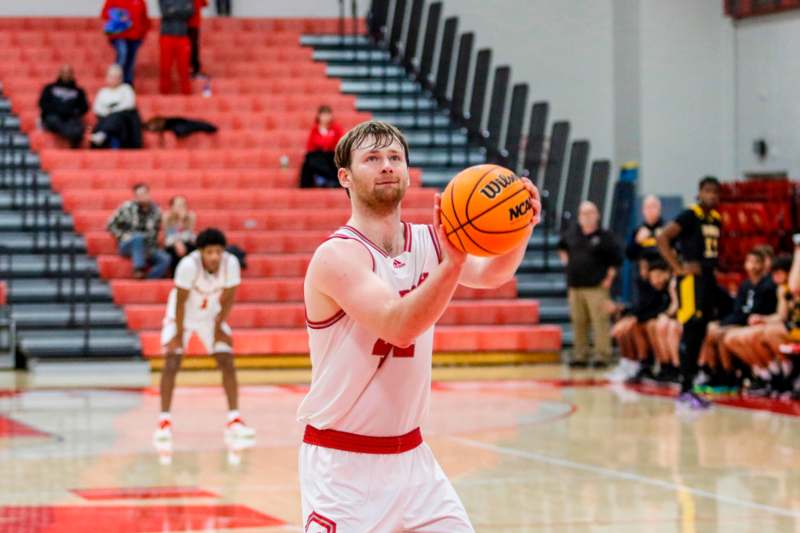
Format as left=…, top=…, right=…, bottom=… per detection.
left=90, top=64, right=142, bottom=148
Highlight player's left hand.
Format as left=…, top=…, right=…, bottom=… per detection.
left=520, top=177, right=541, bottom=228
left=214, top=327, right=233, bottom=347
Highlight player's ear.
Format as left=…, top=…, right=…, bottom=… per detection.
left=338, top=167, right=351, bottom=189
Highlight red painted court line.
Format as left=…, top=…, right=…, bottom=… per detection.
left=71, top=486, right=217, bottom=501
left=0, top=505, right=284, bottom=532
left=0, top=415, right=51, bottom=438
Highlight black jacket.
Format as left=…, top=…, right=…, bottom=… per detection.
left=628, top=279, right=670, bottom=322
left=38, top=80, right=88, bottom=120
left=558, top=225, right=623, bottom=288
left=720, top=275, right=777, bottom=326
left=625, top=219, right=663, bottom=262
left=159, top=0, right=194, bottom=36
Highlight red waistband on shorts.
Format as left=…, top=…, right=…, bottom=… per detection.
left=303, top=425, right=422, bottom=454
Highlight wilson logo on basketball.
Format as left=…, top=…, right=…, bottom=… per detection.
left=479, top=173, right=518, bottom=200
left=509, top=198, right=532, bottom=220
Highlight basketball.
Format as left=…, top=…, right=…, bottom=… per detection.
left=439, top=164, right=534, bottom=256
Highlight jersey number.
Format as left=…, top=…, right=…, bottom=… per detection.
left=704, top=237, right=718, bottom=258
left=371, top=339, right=415, bottom=358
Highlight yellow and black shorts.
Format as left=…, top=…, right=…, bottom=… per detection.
left=676, top=273, right=717, bottom=325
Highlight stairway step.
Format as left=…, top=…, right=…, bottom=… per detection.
left=300, top=34, right=372, bottom=49
left=0, top=231, right=84, bottom=254
left=516, top=273, right=568, bottom=298
left=0, top=152, right=39, bottom=167
left=0, top=132, right=28, bottom=148
left=356, top=95, right=437, bottom=112
left=326, top=64, right=406, bottom=79
left=403, top=130, right=469, bottom=147
left=408, top=149, right=485, bottom=167
left=0, top=191, right=62, bottom=210
left=0, top=171, right=50, bottom=188
left=371, top=112, right=452, bottom=129
left=4, top=279, right=112, bottom=303
left=519, top=255, right=565, bottom=273
left=0, top=115, right=20, bottom=131
left=341, top=79, right=420, bottom=95
left=534, top=298, right=571, bottom=323
left=0, top=211, right=72, bottom=231
left=26, top=357, right=149, bottom=387
left=11, top=303, right=126, bottom=329
left=0, top=253, right=96, bottom=278
left=19, top=328, right=141, bottom=358
left=314, top=49, right=391, bottom=62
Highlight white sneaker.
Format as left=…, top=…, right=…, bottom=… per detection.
left=90, top=131, right=106, bottom=145
left=225, top=417, right=256, bottom=440
left=153, top=419, right=172, bottom=442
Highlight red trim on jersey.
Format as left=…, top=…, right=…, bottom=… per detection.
left=403, top=222, right=412, bottom=252
left=306, top=512, right=336, bottom=532
left=342, top=225, right=389, bottom=258
left=322, top=234, right=376, bottom=272
left=303, top=425, right=422, bottom=454
left=305, top=309, right=346, bottom=329
left=427, top=225, right=442, bottom=263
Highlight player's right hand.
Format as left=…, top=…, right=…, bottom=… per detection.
left=166, top=335, right=183, bottom=354
left=433, top=193, right=467, bottom=268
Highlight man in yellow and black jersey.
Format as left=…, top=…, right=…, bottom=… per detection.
left=656, top=176, right=722, bottom=409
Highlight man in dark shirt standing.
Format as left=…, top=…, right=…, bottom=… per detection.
left=159, top=0, right=194, bottom=94
left=558, top=201, right=623, bottom=369
left=626, top=194, right=664, bottom=277
left=656, top=176, right=722, bottom=409
left=38, top=65, right=89, bottom=148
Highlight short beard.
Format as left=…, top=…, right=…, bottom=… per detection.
left=354, top=185, right=405, bottom=215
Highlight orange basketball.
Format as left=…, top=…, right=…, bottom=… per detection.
left=439, top=164, right=534, bottom=257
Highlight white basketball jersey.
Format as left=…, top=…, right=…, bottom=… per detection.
left=297, top=222, right=443, bottom=436
left=165, top=250, right=241, bottom=324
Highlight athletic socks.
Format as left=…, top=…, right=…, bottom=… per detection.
left=227, top=410, right=240, bottom=423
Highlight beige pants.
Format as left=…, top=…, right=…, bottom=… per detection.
left=568, top=286, right=611, bottom=362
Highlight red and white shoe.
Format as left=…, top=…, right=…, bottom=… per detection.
left=225, top=417, right=256, bottom=440
left=153, top=419, right=173, bottom=442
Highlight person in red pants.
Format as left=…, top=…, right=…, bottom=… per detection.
left=158, top=0, right=194, bottom=94
left=188, top=0, right=208, bottom=77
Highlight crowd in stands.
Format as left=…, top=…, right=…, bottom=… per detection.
left=567, top=177, right=800, bottom=402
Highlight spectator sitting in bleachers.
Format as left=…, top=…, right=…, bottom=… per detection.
left=732, top=246, right=800, bottom=397
left=643, top=275, right=682, bottom=384
left=101, top=0, right=151, bottom=86
left=90, top=64, right=143, bottom=149
left=163, top=195, right=197, bottom=273
left=696, top=247, right=777, bottom=392
left=300, top=105, right=344, bottom=188
left=107, top=183, right=171, bottom=279
left=608, top=258, right=672, bottom=383
left=38, top=64, right=89, bottom=149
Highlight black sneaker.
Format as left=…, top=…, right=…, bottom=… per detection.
left=746, top=377, right=771, bottom=397
left=591, top=360, right=609, bottom=370
left=625, top=366, right=654, bottom=385
left=568, top=360, right=589, bottom=369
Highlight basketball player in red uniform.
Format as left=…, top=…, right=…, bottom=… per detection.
left=298, top=121, right=540, bottom=532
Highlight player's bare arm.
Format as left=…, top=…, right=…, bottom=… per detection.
left=167, top=288, right=190, bottom=353
left=306, top=222, right=466, bottom=349
left=656, top=221, right=685, bottom=275
left=215, top=286, right=237, bottom=345
left=458, top=177, right=541, bottom=289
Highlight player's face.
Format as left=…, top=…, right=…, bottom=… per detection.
left=200, top=245, right=225, bottom=273
left=345, top=137, right=409, bottom=213
left=773, top=269, right=788, bottom=285
left=744, top=254, right=765, bottom=278
left=699, top=184, right=720, bottom=209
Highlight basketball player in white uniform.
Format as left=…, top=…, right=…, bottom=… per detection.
left=154, top=227, right=255, bottom=442
left=298, top=121, right=540, bottom=532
